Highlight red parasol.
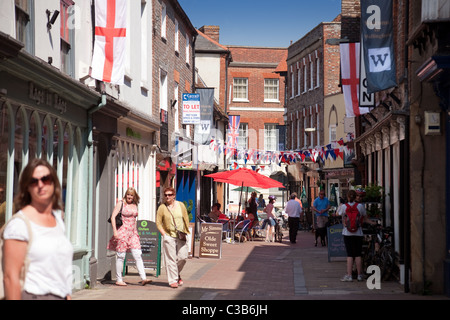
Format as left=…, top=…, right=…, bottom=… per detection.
left=205, top=168, right=285, bottom=233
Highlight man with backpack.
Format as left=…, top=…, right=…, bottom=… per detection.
left=337, top=190, right=377, bottom=282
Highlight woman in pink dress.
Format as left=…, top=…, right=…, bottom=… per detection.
left=108, top=188, right=152, bottom=286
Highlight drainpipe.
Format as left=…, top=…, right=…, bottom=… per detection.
left=86, top=92, right=107, bottom=286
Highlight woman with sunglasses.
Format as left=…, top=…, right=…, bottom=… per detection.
left=107, top=187, right=152, bottom=286
left=156, top=187, right=190, bottom=288
left=2, top=158, right=73, bottom=300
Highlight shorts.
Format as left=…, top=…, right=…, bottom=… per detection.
left=343, top=235, right=363, bottom=258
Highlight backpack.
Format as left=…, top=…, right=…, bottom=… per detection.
left=343, top=203, right=363, bottom=233
left=0, top=214, right=33, bottom=300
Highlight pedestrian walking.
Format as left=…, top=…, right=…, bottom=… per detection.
left=156, top=187, right=190, bottom=288
left=107, top=187, right=152, bottom=286
left=312, top=190, right=330, bottom=246
left=2, top=158, right=73, bottom=300
left=337, top=190, right=376, bottom=282
left=261, top=196, right=276, bottom=242
left=285, top=193, right=303, bottom=244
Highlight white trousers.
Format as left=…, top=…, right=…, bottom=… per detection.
left=115, top=249, right=147, bottom=282
left=162, top=234, right=189, bottom=285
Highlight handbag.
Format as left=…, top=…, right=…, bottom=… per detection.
left=108, top=201, right=123, bottom=228
left=166, top=204, right=187, bottom=241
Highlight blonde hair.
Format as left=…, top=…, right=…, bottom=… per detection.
left=124, top=187, right=140, bottom=205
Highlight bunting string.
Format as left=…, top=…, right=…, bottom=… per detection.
left=209, top=134, right=354, bottom=170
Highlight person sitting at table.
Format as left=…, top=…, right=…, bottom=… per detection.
left=208, top=203, right=221, bottom=222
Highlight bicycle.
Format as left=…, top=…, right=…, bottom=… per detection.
left=362, top=224, right=400, bottom=281
left=274, top=217, right=283, bottom=243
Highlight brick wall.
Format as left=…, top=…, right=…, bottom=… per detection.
left=153, top=0, right=195, bottom=149
left=226, top=46, right=287, bottom=150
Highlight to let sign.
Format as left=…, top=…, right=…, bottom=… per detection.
left=199, top=223, right=222, bottom=259
left=182, top=93, right=200, bottom=125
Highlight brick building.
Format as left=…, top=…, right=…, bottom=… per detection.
left=285, top=14, right=347, bottom=209
left=152, top=0, right=197, bottom=202
left=226, top=45, right=287, bottom=195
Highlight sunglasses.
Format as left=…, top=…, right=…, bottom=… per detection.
left=164, top=193, right=174, bottom=197
left=30, top=174, right=53, bottom=187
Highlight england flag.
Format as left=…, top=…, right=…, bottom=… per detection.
left=91, top=0, right=127, bottom=85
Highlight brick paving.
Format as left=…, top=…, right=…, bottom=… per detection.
left=72, top=230, right=449, bottom=301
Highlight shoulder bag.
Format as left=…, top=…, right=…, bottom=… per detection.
left=108, top=201, right=123, bottom=228
left=166, top=204, right=187, bottom=241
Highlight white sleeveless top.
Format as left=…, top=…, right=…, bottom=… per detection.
left=3, top=211, right=73, bottom=298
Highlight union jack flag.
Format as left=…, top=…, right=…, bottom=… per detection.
left=227, top=115, right=240, bottom=154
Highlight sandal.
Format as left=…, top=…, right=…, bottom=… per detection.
left=169, top=282, right=178, bottom=288
left=178, top=277, right=183, bottom=286
left=141, top=279, right=153, bottom=286
left=115, top=281, right=127, bottom=286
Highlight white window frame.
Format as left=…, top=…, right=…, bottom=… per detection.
left=290, top=72, right=295, bottom=99
left=161, top=3, right=167, bottom=39
left=297, top=67, right=301, bottom=96
left=160, top=69, right=168, bottom=111
left=238, top=123, right=248, bottom=150
left=329, top=124, right=337, bottom=142
left=297, top=119, right=301, bottom=150
left=315, top=58, right=320, bottom=88
left=264, top=79, right=279, bottom=102
left=310, top=60, right=314, bottom=91
left=264, top=124, right=278, bottom=152
left=175, top=19, right=179, bottom=53
left=233, top=78, right=249, bottom=102
left=185, top=34, right=190, bottom=64
left=303, top=65, right=308, bottom=93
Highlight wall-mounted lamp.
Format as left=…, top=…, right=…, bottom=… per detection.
left=46, top=9, right=60, bottom=30
left=170, top=99, right=177, bottom=109
left=304, top=128, right=316, bottom=133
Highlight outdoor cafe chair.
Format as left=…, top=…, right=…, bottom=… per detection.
left=234, top=219, right=252, bottom=243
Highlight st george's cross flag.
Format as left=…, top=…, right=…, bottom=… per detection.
left=340, top=43, right=369, bottom=117
left=91, top=0, right=127, bottom=85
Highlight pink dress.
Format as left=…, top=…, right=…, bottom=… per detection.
left=107, top=202, right=141, bottom=253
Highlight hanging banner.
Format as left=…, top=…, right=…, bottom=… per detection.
left=359, top=38, right=375, bottom=108
left=194, top=88, right=215, bottom=145
left=340, top=43, right=369, bottom=117
left=361, top=0, right=397, bottom=94
left=91, top=0, right=128, bottom=85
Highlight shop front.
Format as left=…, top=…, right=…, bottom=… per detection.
left=0, top=44, right=101, bottom=290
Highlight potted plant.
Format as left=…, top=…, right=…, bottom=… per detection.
left=363, top=183, right=384, bottom=203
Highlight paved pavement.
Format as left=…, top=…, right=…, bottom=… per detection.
left=72, top=229, right=449, bottom=301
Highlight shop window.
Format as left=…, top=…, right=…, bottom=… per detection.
left=29, top=112, right=39, bottom=160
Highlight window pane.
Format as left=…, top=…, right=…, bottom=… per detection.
left=233, top=78, right=248, bottom=100
left=238, top=123, right=248, bottom=150
left=264, top=124, right=278, bottom=151
left=265, top=79, right=279, bottom=100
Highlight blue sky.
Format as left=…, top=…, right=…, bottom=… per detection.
left=178, top=0, right=342, bottom=47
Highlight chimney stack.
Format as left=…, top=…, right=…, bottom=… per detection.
left=199, top=25, right=220, bottom=43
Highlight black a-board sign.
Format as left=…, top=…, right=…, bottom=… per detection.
left=327, top=224, right=346, bottom=262
left=126, top=220, right=161, bottom=276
